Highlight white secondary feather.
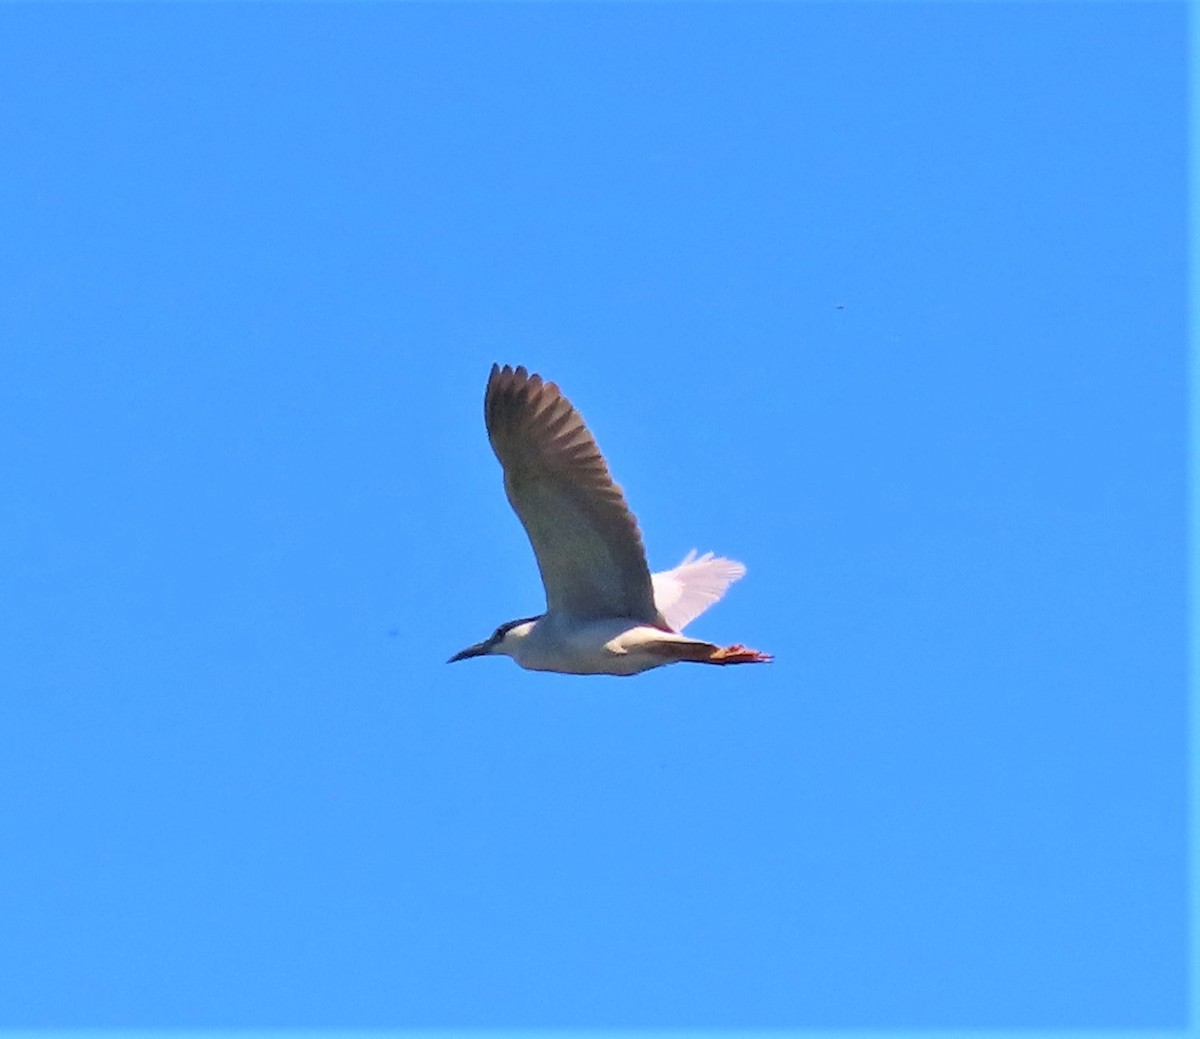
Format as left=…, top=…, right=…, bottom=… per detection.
left=651, top=550, right=747, bottom=632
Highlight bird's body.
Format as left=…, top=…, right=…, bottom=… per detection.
left=450, top=365, right=771, bottom=676
left=498, top=616, right=684, bottom=677
left=491, top=614, right=763, bottom=677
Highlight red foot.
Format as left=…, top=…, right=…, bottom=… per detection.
left=710, top=643, right=773, bottom=665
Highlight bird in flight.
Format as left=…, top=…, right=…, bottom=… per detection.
left=449, top=364, right=772, bottom=676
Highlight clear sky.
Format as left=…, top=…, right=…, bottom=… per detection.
left=0, top=2, right=1186, bottom=1029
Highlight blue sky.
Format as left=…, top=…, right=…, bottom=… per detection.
left=0, top=2, right=1186, bottom=1028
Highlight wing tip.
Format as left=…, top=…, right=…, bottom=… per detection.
left=679, top=550, right=747, bottom=580
left=487, top=364, right=558, bottom=411
left=486, top=363, right=572, bottom=440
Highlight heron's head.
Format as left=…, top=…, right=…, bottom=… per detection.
left=448, top=616, right=540, bottom=663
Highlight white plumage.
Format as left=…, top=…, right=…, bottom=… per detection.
left=651, top=551, right=747, bottom=634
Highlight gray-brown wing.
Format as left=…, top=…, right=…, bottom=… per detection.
left=484, top=364, right=660, bottom=624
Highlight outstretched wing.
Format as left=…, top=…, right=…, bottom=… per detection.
left=651, top=550, right=746, bottom=632
left=485, top=364, right=661, bottom=624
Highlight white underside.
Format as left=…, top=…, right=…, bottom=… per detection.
left=507, top=615, right=713, bottom=676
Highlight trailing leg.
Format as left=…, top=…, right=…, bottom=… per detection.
left=706, top=643, right=773, bottom=665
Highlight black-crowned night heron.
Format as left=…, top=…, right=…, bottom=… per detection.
left=449, top=364, right=772, bottom=676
